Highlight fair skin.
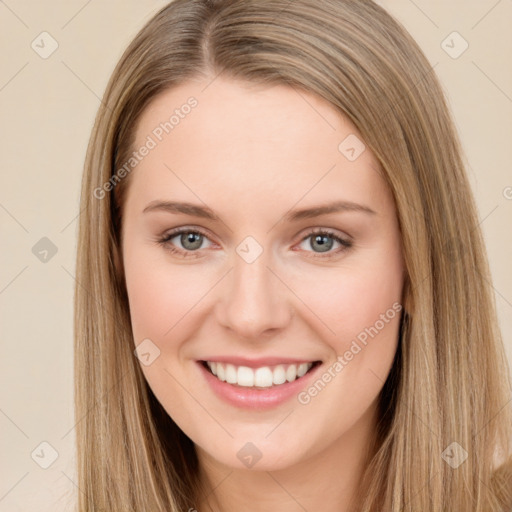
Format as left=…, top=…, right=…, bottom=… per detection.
left=120, top=76, right=404, bottom=512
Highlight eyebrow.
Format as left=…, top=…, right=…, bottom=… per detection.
left=142, top=199, right=377, bottom=221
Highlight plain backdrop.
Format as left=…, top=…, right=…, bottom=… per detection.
left=1, top=1, right=511, bottom=510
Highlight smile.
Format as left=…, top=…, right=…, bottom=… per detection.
left=202, top=360, right=319, bottom=388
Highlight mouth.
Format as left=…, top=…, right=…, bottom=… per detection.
left=200, top=360, right=322, bottom=389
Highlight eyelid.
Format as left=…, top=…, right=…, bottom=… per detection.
left=298, top=226, right=353, bottom=243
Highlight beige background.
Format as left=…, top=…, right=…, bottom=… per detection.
left=1, top=1, right=511, bottom=510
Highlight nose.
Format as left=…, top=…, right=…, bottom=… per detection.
left=215, top=249, right=293, bottom=340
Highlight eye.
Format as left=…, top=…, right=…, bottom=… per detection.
left=157, top=227, right=214, bottom=258
left=297, top=228, right=352, bottom=259
left=157, top=227, right=353, bottom=260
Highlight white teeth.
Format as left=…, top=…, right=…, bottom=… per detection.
left=216, top=363, right=226, bottom=381
left=225, top=364, right=237, bottom=384
left=272, top=365, right=286, bottom=385
left=297, top=363, right=309, bottom=377
left=254, top=367, right=273, bottom=387
left=286, top=365, right=297, bottom=382
left=237, top=366, right=254, bottom=387
left=205, top=361, right=314, bottom=388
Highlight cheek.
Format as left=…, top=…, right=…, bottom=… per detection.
left=123, top=244, right=211, bottom=344
left=123, top=250, right=212, bottom=414
left=292, top=258, right=403, bottom=351
left=289, top=261, right=403, bottom=429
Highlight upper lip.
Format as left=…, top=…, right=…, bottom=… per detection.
left=199, top=357, right=321, bottom=368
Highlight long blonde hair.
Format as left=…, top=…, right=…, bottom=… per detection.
left=74, top=0, right=512, bottom=510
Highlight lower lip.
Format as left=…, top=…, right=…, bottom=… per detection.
left=197, top=361, right=322, bottom=410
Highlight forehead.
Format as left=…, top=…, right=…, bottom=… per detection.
left=135, top=76, right=360, bottom=161
left=126, top=77, right=391, bottom=218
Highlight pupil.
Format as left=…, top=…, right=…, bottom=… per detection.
left=182, top=232, right=202, bottom=250
left=313, top=234, right=332, bottom=253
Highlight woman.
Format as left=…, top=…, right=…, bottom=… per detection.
left=74, top=0, right=512, bottom=510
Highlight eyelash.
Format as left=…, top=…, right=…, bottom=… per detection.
left=157, top=227, right=353, bottom=260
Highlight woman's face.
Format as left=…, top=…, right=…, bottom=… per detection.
left=121, top=76, right=405, bottom=471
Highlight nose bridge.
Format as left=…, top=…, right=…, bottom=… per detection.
left=216, top=241, right=292, bottom=338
